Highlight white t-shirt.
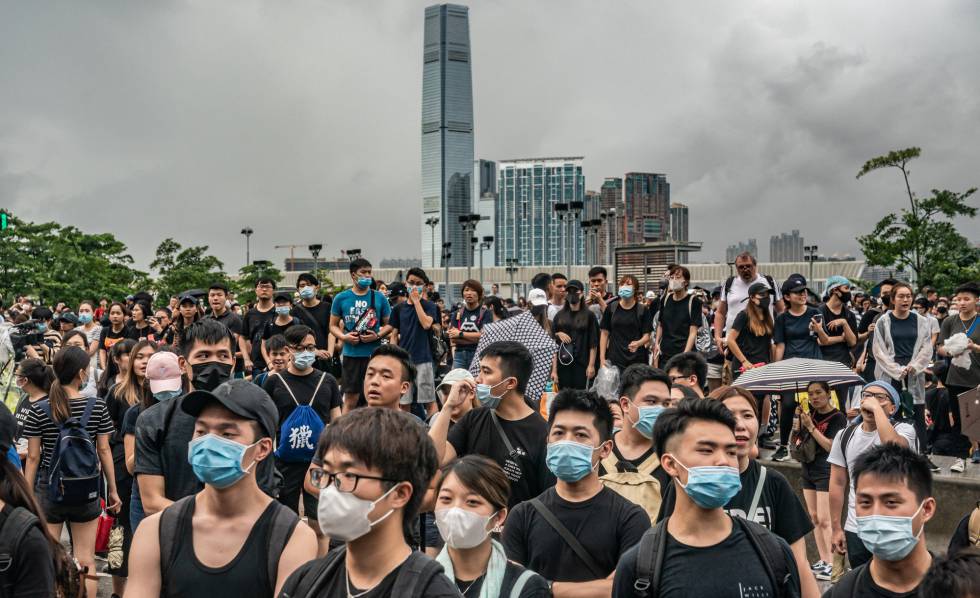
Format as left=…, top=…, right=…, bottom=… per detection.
left=723, top=274, right=782, bottom=331
left=827, top=422, right=918, bottom=532
left=548, top=303, right=562, bottom=322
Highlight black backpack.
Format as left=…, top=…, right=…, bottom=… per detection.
left=38, top=397, right=101, bottom=505
left=0, top=505, right=85, bottom=598
left=279, top=546, right=446, bottom=598
left=629, top=516, right=799, bottom=598
left=723, top=275, right=777, bottom=302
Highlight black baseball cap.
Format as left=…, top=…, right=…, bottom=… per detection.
left=388, top=282, right=408, bottom=297
left=781, top=273, right=808, bottom=295
left=273, top=292, right=292, bottom=303
left=178, top=293, right=197, bottom=305
left=566, top=279, right=585, bottom=293
left=58, top=312, right=80, bottom=325
left=0, top=404, right=16, bottom=454
left=743, top=282, right=773, bottom=301
left=181, top=379, right=278, bottom=439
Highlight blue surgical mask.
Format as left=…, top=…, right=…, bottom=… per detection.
left=37, top=323, right=47, bottom=332
left=546, top=440, right=600, bottom=482
left=293, top=350, right=316, bottom=370
left=357, top=277, right=373, bottom=289
left=618, top=286, right=634, bottom=299
left=475, top=379, right=509, bottom=410
left=78, top=313, right=93, bottom=325
left=612, top=426, right=622, bottom=435
left=187, top=434, right=259, bottom=489
left=629, top=405, right=665, bottom=440
left=856, top=503, right=925, bottom=561
left=671, top=456, right=741, bottom=509
left=275, top=306, right=291, bottom=316
left=299, top=287, right=316, bottom=300
left=153, top=389, right=182, bottom=402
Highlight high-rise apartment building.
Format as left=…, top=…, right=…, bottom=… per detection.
left=421, top=4, right=474, bottom=269
left=770, top=230, right=805, bottom=262
left=622, top=173, right=670, bottom=244
left=598, top=177, right=622, bottom=263
left=670, top=202, right=689, bottom=243
left=495, top=157, right=593, bottom=267
left=726, top=239, right=758, bottom=263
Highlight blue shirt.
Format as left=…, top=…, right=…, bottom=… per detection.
left=330, top=289, right=391, bottom=358
left=774, top=306, right=823, bottom=360
left=391, top=300, right=439, bottom=364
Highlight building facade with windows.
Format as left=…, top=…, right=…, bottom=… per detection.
left=622, top=172, right=670, bottom=244
left=770, top=229, right=804, bottom=262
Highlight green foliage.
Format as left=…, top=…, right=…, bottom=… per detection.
left=856, top=148, right=977, bottom=293
left=150, top=238, right=229, bottom=300
left=234, top=261, right=284, bottom=304
left=0, top=215, right=147, bottom=306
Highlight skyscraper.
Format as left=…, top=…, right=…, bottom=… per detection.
left=622, top=173, right=670, bottom=244
left=421, top=4, right=474, bottom=269
left=670, top=202, right=689, bottom=242
left=474, top=159, right=497, bottom=274
left=726, top=239, right=758, bottom=262
left=598, top=177, right=622, bottom=263
left=495, top=157, right=592, bottom=267
left=770, top=229, right=805, bottom=262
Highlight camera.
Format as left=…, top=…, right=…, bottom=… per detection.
left=8, top=320, right=48, bottom=361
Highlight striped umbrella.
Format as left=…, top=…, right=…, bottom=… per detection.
left=734, top=358, right=865, bottom=392
left=467, top=310, right=557, bottom=406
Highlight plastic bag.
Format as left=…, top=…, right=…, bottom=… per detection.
left=592, top=363, right=620, bottom=401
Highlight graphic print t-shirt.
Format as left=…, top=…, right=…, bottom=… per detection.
left=330, top=289, right=391, bottom=358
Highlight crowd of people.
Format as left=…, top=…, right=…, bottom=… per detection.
left=0, top=252, right=978, bottom=598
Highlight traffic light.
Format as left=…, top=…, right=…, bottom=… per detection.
left=1, top=211, right=7, bottom=230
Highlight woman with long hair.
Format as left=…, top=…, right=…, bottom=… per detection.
left=99, top=302, right=134, bottom=370
left=62, top=329, right=99, bottom=398
left=790, top=381, right=847, bottom=580
left=12, top=359, right=53, bottom=459
left=727, top=282, right=775, bottom=376
left=551, top=280, right=600, bottom=390
left=599, top=274, right=652, bottom=371
left=434, top=456, right=549, bottom=597
left=483, top=296, right=509, bottom=322
left=0, top=405, right=59, bottom=596
left=22, top=346, right=120, bottom=598
left=97, top=337, right=136, bottom=399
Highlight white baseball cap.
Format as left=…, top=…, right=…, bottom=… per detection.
left=528, top=288, right=549, bottom=306
left=438, top=368, right=475, bottom=394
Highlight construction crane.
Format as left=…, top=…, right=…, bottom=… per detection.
left=274, top=244, right=305, bottom=270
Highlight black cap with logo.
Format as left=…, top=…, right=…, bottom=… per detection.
left=181, top=379, right=278, bottom=439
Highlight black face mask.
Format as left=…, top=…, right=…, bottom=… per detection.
left=567, top=293, right=581, bottom=305
left=758, top=296, right=771, bottom=312
left=837, top=291, right=851, bottom=304
left=191, top=361, right=233, bottom=392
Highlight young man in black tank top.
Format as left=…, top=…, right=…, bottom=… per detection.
left=126, top=380, right=317, bottom=598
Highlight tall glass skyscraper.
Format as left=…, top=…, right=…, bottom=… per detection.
left=421, top=4, right=474, bottom=269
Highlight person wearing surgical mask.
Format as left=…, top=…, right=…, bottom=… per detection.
left=600, top=364, right=674, bottom=516
left=291, top=272, right=336, bottom=372
left=260, top=293, right=299, bottom=367
left=433, top=455, right=549, bottom=597
left=126, top=380, right=317, bottom=598
left=829, top=443, right=936, bottom=597
left=503, top=390, right=650, bottom=595
left=654, top=265, right=702, bottom=369
left=429, top=341, right=552, bottom=510
left=281, top=408, right=458, bottom=597
left=599, top=274, right=653, bottom=372
left=612, top=398, right=803, bottom=597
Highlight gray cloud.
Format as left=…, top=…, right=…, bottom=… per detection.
left=1, top=0, right=978, bottom=275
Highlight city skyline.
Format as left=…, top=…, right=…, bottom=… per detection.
left=1, top=1, right=977, bottom=272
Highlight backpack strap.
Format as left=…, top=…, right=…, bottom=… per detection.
left=391, top=551, right=445, bottom=598
left=636, top=452, right=661, bottom=476
left=281, top=545, right=347, bottom=598
left=746, top=465, right=768, bottom=523
left=839, top=423, right=859, bottom=466
left=509, top=569, right=536, bottom=598
left=723, top=276, right=735, bottom=299
left=632, top=518, right=668, bottom=597
left=310, top=373, right=327, bottom=406
left=488, top=412, right=515, bottom=455
left=79, top=395, right=97, bottom=429
left=159, top=496, right=196, bottom=593
left=265, top=503, right=301, bottom=590
left=272, top=373, right=300, bottom=406
left=764, top=275, right=777, bottom=296
left=529, top=498, right=604, bottom=579
left=735, top=517, right=797, bottom=598
left=600, top=453, right=620, bottom=475
left=0, top=506, right=40, bottom=575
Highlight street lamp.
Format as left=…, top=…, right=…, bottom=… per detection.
left=804, top=245, right=819, bottom=289
left=240, top=227, right=253, bottom=267
left=441, top=242, right=453, bottom=303
left=505, top=257, right=519, bottom=301
left=458, top=213, right=482, bottom=281
left=581, top=219, right=600, bottom=265
left=601, top=208, right=616, bottom=264
left=309, top=244, right=322, bottom=278
left=345, top=248, right=362, bottom=261
left=554, top=203, right=569, bottom=268
left=479, top=235, right=494, bottom=285
left=425, top=216, right=440, bottom=269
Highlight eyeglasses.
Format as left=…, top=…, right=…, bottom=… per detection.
left=291, top=344, right=317, bottom=352
left=669, top=375, right=688, bottom=383
left=861, top=391, right=891, bottom=401
left=736, top=264, right=754, bottom=271
left=309, top=469, right=397, bottom=492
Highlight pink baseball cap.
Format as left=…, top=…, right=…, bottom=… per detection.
left=146, top=352, right=183, bottom=394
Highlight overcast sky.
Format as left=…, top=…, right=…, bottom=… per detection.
left=1, top=0, right=978, bottom=274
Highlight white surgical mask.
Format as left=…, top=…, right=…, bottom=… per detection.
left=434, top=507, right=497, bottom=549
left=668, top=279, right=685, bottom=292
left=317, top=483, right=396, bottom=542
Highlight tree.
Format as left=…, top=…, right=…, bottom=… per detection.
left=233, top=260, right=284, bottom=305
left=856, top=148, right=978, bottom=292
left=150, top=238, right=229, bottom=300
left=0, top=215, right=148, bottom=306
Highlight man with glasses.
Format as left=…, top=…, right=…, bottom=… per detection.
left=828, top=380, right=917, bottom=569
left=280, top=408, right=458, bottom=597
left=241, top=277, right=277, bottom=377
left=712, top=252, right=783, bottom=358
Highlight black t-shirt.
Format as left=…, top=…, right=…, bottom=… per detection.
left=552, top=308, right=600, bottom=367
left=448, top=305, right=491, bottom=348
left=261, top=318, right=299, bottom=343
left=447, top=407, right=554, bottom=508
left=599, top=438, right=673, bottom=498
left=502, top=486, right=650, bottom=582
left=658, top=460, right=813, bottom=545
left=657, top=294, right=703, bottom=358
left=0, top=507, right=56, bottom=597
left=614, top=521, right=799, bottom=598
left=888, top=312, right=918, bottom=365
left=261, top=370, right=341, bottom=445
left=731, top=310, right=773, bottom=365
left=99, top=325, right=134, bottom=354
left=452, top=560, right=550, bottom=598
left=822, top=564, right=922, bottom=598
left=285, top=552, right=461, bottom=598
left=773, top=306, right=822, bottom=359
left=242, top=305, right=276, bottom=368
left=13, top=395, right=45, bottom=440
left=600, top=300, right=653, bottom=368
left=820, top=304, right=858, bottom=365
left=291, top=300, right=332, bottom=350
left=807, top=408, right=848, bottom=471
